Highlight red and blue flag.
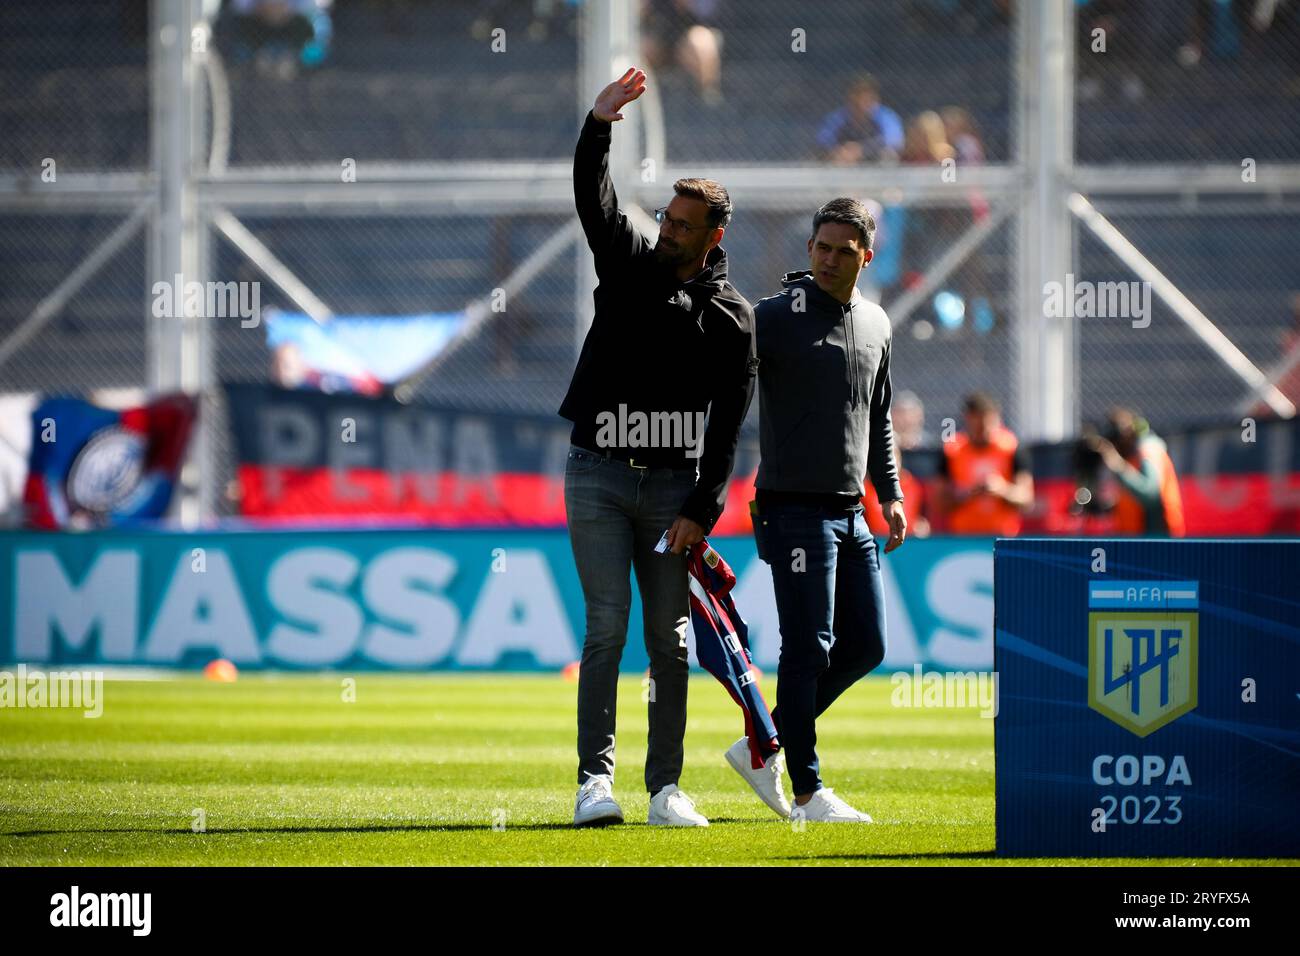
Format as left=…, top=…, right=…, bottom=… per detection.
left=687, top=540, right=779, bottom=769
left=24, top=393, right=197, bottom=529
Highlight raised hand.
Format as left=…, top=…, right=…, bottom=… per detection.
left=593, top=67, right=647, bottom=123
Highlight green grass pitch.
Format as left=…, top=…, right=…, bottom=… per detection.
left=0, top=673, right=1293, bottom=867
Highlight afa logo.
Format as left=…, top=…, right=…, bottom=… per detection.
left=1087, top=581, right=1198, bottom=737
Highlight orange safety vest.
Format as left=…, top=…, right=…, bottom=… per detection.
left=1112, top=436, right=1186, bottom=537
left=864, top=468, right=923, bottom=536
left=942, top=426, right=1024, bottom=536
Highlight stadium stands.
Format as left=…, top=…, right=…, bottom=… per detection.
left=1, top=0, right=1295, bottom=432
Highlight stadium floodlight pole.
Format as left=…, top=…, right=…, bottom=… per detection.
left=191, top=11, right=223, bottom=524
left=150, top=0, right=206, bottom=527
left=1013, top=0, right=1076, bottom=443
left=574, top=0, right=639, bottom=359
left=150, top=0, right=199, bottom=396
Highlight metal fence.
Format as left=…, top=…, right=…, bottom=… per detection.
left=1, top=0, right=1297, bottom=525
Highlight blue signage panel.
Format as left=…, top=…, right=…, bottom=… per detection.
left=994, top=538, right=1300, bottom=857
left=1, top=529, right=998, bottom=673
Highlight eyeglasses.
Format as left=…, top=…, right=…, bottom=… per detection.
left=654, top=207, right=710, bottom=235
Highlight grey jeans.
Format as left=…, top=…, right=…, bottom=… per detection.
left=564, top=443, right=697, bottom=793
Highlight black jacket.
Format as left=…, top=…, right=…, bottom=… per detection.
left=754, top=271, right=903, bottom=503
left=559, top=110, right=757, bottom=533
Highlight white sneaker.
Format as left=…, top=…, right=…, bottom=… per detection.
left=647, top=784, right=709, bottom=827
left=725, top=736, right=791, bottom=819
left=573, top=773, right=623, bottom=827
left=793, top=787, right=873, bottom=823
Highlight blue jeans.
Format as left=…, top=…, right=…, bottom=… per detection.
left=564, top=444, right=698, bottom=793
left=754, top=500, right=887, bottom=796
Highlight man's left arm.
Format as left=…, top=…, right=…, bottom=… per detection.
left=670, top=306, right=759, bottom=548
left=869, top=338, right=907, bottom=551
left=868, top=338, right=904, bottom=504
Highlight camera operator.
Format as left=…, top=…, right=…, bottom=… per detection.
left=1082, top=407, right=1186, bottom=537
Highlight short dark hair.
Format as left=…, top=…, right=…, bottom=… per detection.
left=811, top=197, right=876, bottom=251
left=673, top=178, right=732, bottom=229
left=964, top=391, right=1000, bottom=415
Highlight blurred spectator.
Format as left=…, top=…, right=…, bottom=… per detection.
left=935, top=392, right=1034, bottom=535
left=941, top=106, right=985, bottom=166
left=221, top=0, right=333, bottom=77
left=891, top=389, right=932, bottom=451
left=866, top=446, right=931, bottom=538
left=642, top=0, right=725, bottom=105
left=816, top=74, right=904, bottom=164
left=1076, top=0, right=1144, bottom=102
left=1084, top=407, right=1186, bottom=537
left=1178, top=0, right=1247, bottom=67
left=1178, top=0, right=1300, bottom=90
left=899, top=110, right=987, bottom=335
left=878, top=111, right=951, bottom=325
left=900, top=109, right=955, bottom=166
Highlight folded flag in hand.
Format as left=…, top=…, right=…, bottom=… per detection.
left=686, top=540, right=780, bottom=769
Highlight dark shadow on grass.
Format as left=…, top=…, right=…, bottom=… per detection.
left=3, top=823, right=577, bottom=837
left=3, top=815, right=787, bottom=838
left=770, top=849, right=996, bottom=861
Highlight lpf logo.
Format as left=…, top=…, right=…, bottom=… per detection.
left=1087, top=580, right=1198, bottom=737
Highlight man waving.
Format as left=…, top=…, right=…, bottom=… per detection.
left=562, top=69, right=758, bottom=827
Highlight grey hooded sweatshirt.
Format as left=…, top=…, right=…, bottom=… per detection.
left=753, top=270, right=903, bottom=504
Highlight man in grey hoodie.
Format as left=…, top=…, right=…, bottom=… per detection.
left=728, top=197, right=907, bottom=823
